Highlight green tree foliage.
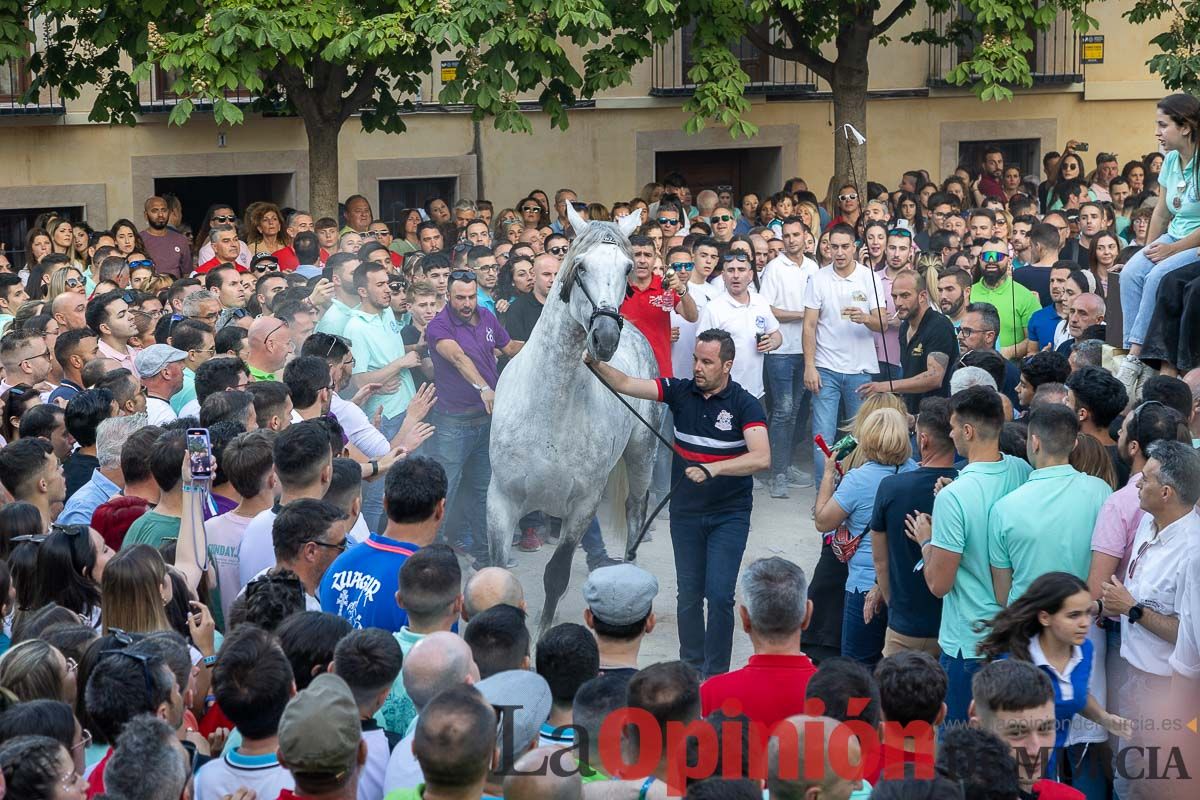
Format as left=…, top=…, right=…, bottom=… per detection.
left=1126, top=0, right=1200, bottom=94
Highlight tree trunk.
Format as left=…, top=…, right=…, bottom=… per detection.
left=830, top=59, right=869, bottom=200
left=304, top=118, right=342, bottom=220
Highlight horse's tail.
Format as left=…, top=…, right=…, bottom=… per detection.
left=598, top=458, right=629, bottom=546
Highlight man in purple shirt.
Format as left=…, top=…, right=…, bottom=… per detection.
left=139, top=196, right=191, bottom=278
left=425, top=270, right=523, bottom=566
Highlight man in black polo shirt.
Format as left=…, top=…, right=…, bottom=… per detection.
left=584, top=328, right=769, bottom=678
left=857, top=269, right=957, bottom=413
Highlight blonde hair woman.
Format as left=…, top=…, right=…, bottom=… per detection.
left=814, top=405, right=916, bottom=666
left=46, top=217, right=83, bottom=268
left=44, top=266, right=87, bottom=306
left=796, top=201, right=821, bottom=236
left=0, top=639, right=77, bottom=704
left=99, top=545, right=173, bottom=636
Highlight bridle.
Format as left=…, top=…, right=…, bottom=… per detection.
left=558, top=232, right=625, bottom=332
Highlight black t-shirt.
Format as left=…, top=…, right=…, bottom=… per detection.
left=1058, top=238, right=1090, bottom=268
left=401, top=323, right=422, bottom=347
left=1014, top=265, right=1055, bottom=307
left=64, top=452, right=100, bottom=502
left=503, top=293, right=544, bottom=342
left=658, top=377, right=767, bottom=514
left=870, top=465, right=958, bottom=639
left=1106, top=443, right=1131, bottom=488
left=899, top=309, right=959, bottom=413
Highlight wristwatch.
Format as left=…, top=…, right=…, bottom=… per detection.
left=1127, top=604, right=1145, bottom=625
left=472, top=383, right=488, bottom=393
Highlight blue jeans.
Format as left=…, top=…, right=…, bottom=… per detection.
left=669, top=508, right=751, bottom=677
left=841, top=590, right=888, bottom=668
left=1120, top=233, right=1199, bottom=346
left=812, top=368, right=870, bottom=484
left=764, top=354, right=807, bottom=477
left=430, top=410, right=492, bottom=562
left=365, top=411, right=406, bottom=533
left=940, top=651, right=984, bottom=728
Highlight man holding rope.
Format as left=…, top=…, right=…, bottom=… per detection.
left=584, top=328, right=770, bottom=678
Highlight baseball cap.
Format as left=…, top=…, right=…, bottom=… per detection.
left=133, top=344, right=187, bottom=378
left=582, top=563, right=659, bottom=626
left=476, top=670, right=552, bottom=753
left=278, top=673, right=361, bottom=777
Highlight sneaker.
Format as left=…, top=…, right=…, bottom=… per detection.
left=1116, top=355, right=1152, bottom=402
left=753, top=476, right=766, bottom=491
left=787, top=466, right=814, bottom=488
left=769, top=474, right=790, bottom=499
left=517, top=528, right=542, bottom=552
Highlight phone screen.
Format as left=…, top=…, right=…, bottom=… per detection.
left=186, top=428, right=213, bottom=480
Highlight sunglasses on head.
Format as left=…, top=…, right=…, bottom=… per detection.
left=710, top=214, right=733, bottom=223
left=449, top=269, right=476, bottom=283
left=887, top=228, right=913, bottom=238
left=724, top=252, right=750, bottom=262
left=127, top=260, right=154, bottom=269
left=979, top=250, right=1008, bottom=264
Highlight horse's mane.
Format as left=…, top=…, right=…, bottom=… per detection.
left=556, top=222, right=634, bottom=304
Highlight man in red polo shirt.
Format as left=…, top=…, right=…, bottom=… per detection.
left=620, top=233, right=696, bottom=377
left=700, top=556, right=817, bottom=729
left=197, top=224, right=247, bottom=275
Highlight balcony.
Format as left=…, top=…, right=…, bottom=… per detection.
left=0, top=22, right=65, bottom=116
left=650, top=24, right=816, bottom=98
left=927, top=6, right=1082, bottom=88
left=139, top=66, right=264, bottom=113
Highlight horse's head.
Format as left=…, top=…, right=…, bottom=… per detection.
left=556, top=206, right=643, bottom=362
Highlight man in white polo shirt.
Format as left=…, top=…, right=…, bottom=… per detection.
left=695, top=246, right=781, bottom=398
left=1101, top=440, right=1200, bottom=796
left=759, top=216, right=818, bottom=498
left=802, top=222, right=886, bottom=484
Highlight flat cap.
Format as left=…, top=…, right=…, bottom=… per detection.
left=582, top=563, right=658, bottom=626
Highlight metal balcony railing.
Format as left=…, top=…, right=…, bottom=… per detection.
left=651, top=25, right=816, bottom=98
left=0, top=20, right=65, bottom=115
left=927, top=6, right=1082, bottom=87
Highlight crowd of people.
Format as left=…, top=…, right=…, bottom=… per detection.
left=0, top=92, right=1198, bottom=800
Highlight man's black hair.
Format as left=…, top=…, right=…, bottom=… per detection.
left=333, top=628, right=404, bottom=708
left=273, top=419, right=331, bottom=487
left=874, top=652, right=947, bottom=726
left=1140, top=374, right=1193, bottom=419
left=384, top=456, right=447, bottom=523
left=200, top=390, right=254, bottom=429
left=936, top=728, right=1020, bottom=800
left=325, top=457, right=363, bottom=515
left=213, top=624, right=295, bottom=740
left=53, top=328, right=96, bottom=369
left=696, top=328, right=735, bottom=363
left=1027, top=403, right=1079, bottom=457
left=64, top=388, right=113, bottom=447
left=149, top=430, right=187, bottom=493
left=245, top=381, right=291, bottom=429
left=1126, top=401, right=1187, bottom=455
left=234, top=568, right=306, bottom=633
left=293, top=231, right=321, bottom=265
left=18, top=404, right=64, bottom=442
left=0, top=437, right=53, bottom=498
left=275, top=611, right=352, bottom=691
left=804, top=656, right=881, bottom=727
left=397, top=543, right=462, bottom=627
left=915, top=397, right=953, bottom=450
left=1066, top=365, right=1128, bottom=429
left=85, top=290, right=125, bottom=335
left=948, top=384, right=1005, bottom=437
left=272, top=498, right=347, bottom=563
left=168, top=319, right=213, bottom=353
left=214, top=325, right=248, bottom=357
left=282, top=355, right=330, bottom=410
left=84, top=648, right=174, bottom=742
left=628, top=234, right=653, bottom=249
left=462, top=603, right=530, bottom=679
left=193, top=356, right=250, bottom=406
left=971, top=659, right=1053, bottom=717
left=1019, top=351, right=1070, bottom=389
left=535, top=623, right=599, bottom=708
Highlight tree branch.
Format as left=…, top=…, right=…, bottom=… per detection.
left=773, top=6, right=835, bottom=80
left=873, top=0, right=917, bottom=36
left=337, top=63, right=379, bottom=125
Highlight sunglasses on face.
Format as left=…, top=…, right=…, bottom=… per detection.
left=979, top=250, right=1008, bottom=264
left=838, top=193, right=858, bottom=202
left=211, top=214, right=236, bottom=223
left=547, top=245, right=569, bottom=256
left=710, top=214, right=733, bottom=223
left=669, top=261, right=694, bottom=271
left=127, top=260, right=154, bottom=269
left=724, top=252, right=750, bottom=263
left=571, top=202, right=588, bottom=211
left=521, top=205, right=541, bottom=213
left=388, top=280, right=408, bottom=292
left=64, top=277, right=84, bottom=288
left=252, top=263, right=279, bottom=273
left=657, top=217, right=680, bottom=226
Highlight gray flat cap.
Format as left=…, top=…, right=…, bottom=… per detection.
left=582, top=563, right=658, bottom=626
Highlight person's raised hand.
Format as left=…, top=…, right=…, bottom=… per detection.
left=188, top=600, right=216, bottom=656
left=405, top=382, right=437, bottom=423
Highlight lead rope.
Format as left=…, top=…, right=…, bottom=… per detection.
left=584, top=361, right=706, bottom=561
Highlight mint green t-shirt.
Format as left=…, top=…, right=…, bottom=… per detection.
left=969, top=278, right=1042, bottom=350
left=988, top=464, right=1112, bottom=603
left=931, top=454, right=1032, bottom=659
left=121, top=510, right=182, bottom=551
left=376, top=627, right=427, bottom=735
left=1160, top=149, right=1200, bottom=240
left=171, top=367, right=196, bottom=414
left=316, top=297, right=356, bottom=337
left=345, top=307, right=416, bottom=421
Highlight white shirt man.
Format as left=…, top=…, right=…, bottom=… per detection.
left=759, top=220, right=818, bottom=356
left=668, top=242, right=721, bottom=378
left=696, top=252, right=781, bottom=397
left=802, top=262, right=884, bottom=375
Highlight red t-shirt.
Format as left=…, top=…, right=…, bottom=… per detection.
left=86, top=748, right=112, bottom=798
left=1029, top=779, right=1086, bottom=800
left=620, top=277, right=677, bottom=378
left=196, top=257, right=246, bottom=275
left=272, top=246, right=330, bottom=272
left=699, top=653, right=817, bottom=730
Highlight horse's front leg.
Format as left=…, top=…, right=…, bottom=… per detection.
left=538, top=501, right=599, bottom=639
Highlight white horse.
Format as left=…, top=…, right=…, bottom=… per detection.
left=487, top=206, right=661, bottom=636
